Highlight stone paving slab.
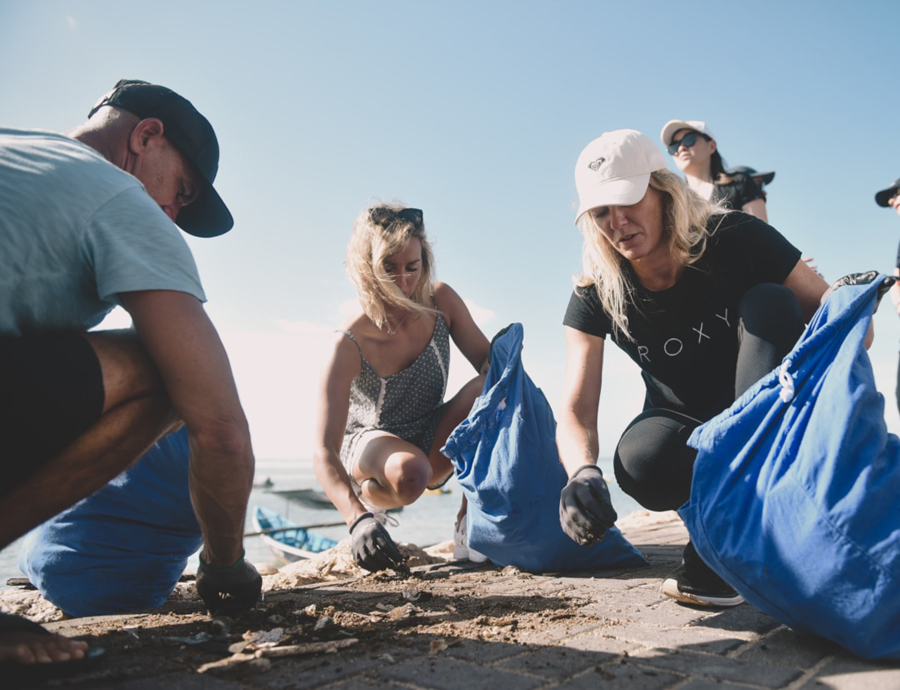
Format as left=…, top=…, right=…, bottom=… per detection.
left=625, top=646, right=804, bottom=687
left=492, top=643, right=605, bottom=680
left=579, top=618, right=747, bottom=656
left=676, top=681, right=761, bottom=690
left=795, top=657, right=900, bottom=690
left=736, top=627, right=840, bottom=669
left=554, top=662, right=683, bottom=689
left=377, top=655, right=547, bottom=690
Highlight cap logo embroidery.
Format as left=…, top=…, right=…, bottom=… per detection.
left=588, top=157, right=606, bottom=172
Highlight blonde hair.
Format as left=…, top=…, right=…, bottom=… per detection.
left=346, top=203, right=436, bottom=331
left=575, top=168, right=726, bottom=341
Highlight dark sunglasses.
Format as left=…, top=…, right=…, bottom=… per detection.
left=370, top=207, right=424, bottom=229
left=667, top=131, right=704, bottom=155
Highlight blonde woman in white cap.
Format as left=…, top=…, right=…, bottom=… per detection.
left=660, top=120, right=768, bottom=222
left=556, top=129, right=828, bottom=607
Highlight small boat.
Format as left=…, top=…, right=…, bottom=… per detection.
left=252, top=506, right=339, bottom=563
left=269, top=488, right=402, bottom=514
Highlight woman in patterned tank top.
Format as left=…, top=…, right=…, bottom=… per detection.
left=313, top=204, right=490, bottom=572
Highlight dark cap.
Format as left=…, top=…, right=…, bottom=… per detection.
left=89, top=79, right=233, bottom=237
left=875, top=178, right=900, bottom=208
left=728, top=165, right=775, bottom=186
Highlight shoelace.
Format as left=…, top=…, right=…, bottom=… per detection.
left=778, top=360, right=795, bottom=403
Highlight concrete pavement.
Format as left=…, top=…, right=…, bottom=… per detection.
left=36, top=514, right=900, bottom=690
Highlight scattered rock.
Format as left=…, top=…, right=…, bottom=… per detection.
left=255, top=563, right=280, bottom=576
left=388, top=603, right=421, bottom=621
left=243, top=627, right=285, bottom=649
left=401, top=587, right=432, bottom=602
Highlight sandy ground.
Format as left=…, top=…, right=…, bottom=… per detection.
left=0, top=540, right=583, bottom=678
left=0, top=512, right=683, bottom=684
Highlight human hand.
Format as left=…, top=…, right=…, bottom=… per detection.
left=820, top=271, right=896, bottom=307
left=350, top=513, right=406, bottom=572
left=559, top=464, right=618, bottom=546
left=196, top=552, right=262, bottom=616
left=802, top=256, right=822, bottom=277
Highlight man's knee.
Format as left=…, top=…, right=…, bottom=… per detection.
left=83, top=330, right=168, bottom=413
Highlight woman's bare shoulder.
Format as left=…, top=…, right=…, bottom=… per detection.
left=325, top=310, right=368, bottom=352
left=432, top=281, right=464, bottom=307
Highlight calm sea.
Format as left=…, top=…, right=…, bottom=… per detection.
left=0, top=457, right=639, bottom=589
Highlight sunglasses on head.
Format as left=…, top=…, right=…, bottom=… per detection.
left=667, top=131, right=704, bottom=156
left=370, top=207, right=424, bottom=229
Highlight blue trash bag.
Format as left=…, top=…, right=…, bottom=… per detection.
left=442, top=323, right=647, bottom=573
left=19, top=428, right=203, bottom=617
left=680, top=277, right=900, bottom=659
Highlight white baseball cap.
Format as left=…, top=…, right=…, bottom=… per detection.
left=660, top=120, right=715, bottom=147
left=574, top=129, right=667, bottom=223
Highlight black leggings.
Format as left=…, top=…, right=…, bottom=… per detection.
left=613, top=283, right=804, bottom=511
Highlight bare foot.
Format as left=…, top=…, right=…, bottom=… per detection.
left=0, top=630, right=88, bottom=665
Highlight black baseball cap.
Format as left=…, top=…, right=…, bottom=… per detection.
left=88, top=79, right=233, bottom=237
left=875, top=178, right=900, bottom=208
left=728, top=165, right=775, bottom=186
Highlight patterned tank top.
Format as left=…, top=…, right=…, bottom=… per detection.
left=341, top=310, right=450, bottom=456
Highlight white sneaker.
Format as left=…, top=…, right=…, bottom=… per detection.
left=453, top=512, right=487, bottom=563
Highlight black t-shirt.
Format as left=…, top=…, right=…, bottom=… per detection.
left=563, top=212, right=801, bottom=421
left=713, top=172, right=765, bottom=211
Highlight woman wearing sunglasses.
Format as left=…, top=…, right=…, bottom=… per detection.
left=313, top=203, right=490, bottom=572
left=660, top=120, right=768, bottom=223
left=557, top=130, right=828, bottom=607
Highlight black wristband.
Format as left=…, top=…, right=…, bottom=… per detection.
left=349, top=512, right=375, bottom=533
left=198, top=549, right=246, bottom=573
left=571, top=464, right=603, bottom=480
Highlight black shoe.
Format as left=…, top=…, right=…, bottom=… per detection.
left=660, top=542, right=744, bottom=608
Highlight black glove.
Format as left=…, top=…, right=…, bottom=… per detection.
left=559, top=465, right=618, bottom=546
left=196, top=551, right=262, bottom=616
left=350, top=512, right=405, bottom=572
left=821, top=271, right=896, bottom=307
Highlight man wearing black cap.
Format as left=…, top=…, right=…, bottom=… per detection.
left=0, top=80, right=260, bottom=673
left=875, top=177, right=900, bottom=415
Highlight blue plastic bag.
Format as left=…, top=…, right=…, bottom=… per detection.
left=443, top=323, right=647, bottom=573
left=681, top=278, right=900, bottom=659
left=19, top=428, right=203, bottom=617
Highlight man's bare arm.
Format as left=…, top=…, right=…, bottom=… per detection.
left=120, top=290, right=253, bottom=568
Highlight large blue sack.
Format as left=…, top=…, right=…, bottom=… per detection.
left=19, top=428, right=203, bottom=617
left=681, top=278, right=900, bottom=659
left=442, top=323, right=647, bottom=573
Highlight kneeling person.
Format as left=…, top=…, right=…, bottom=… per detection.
left=0, top=80, right=259, bottom=673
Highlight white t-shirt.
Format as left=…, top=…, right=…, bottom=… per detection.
left=0, top=127, right=205, bottom=336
